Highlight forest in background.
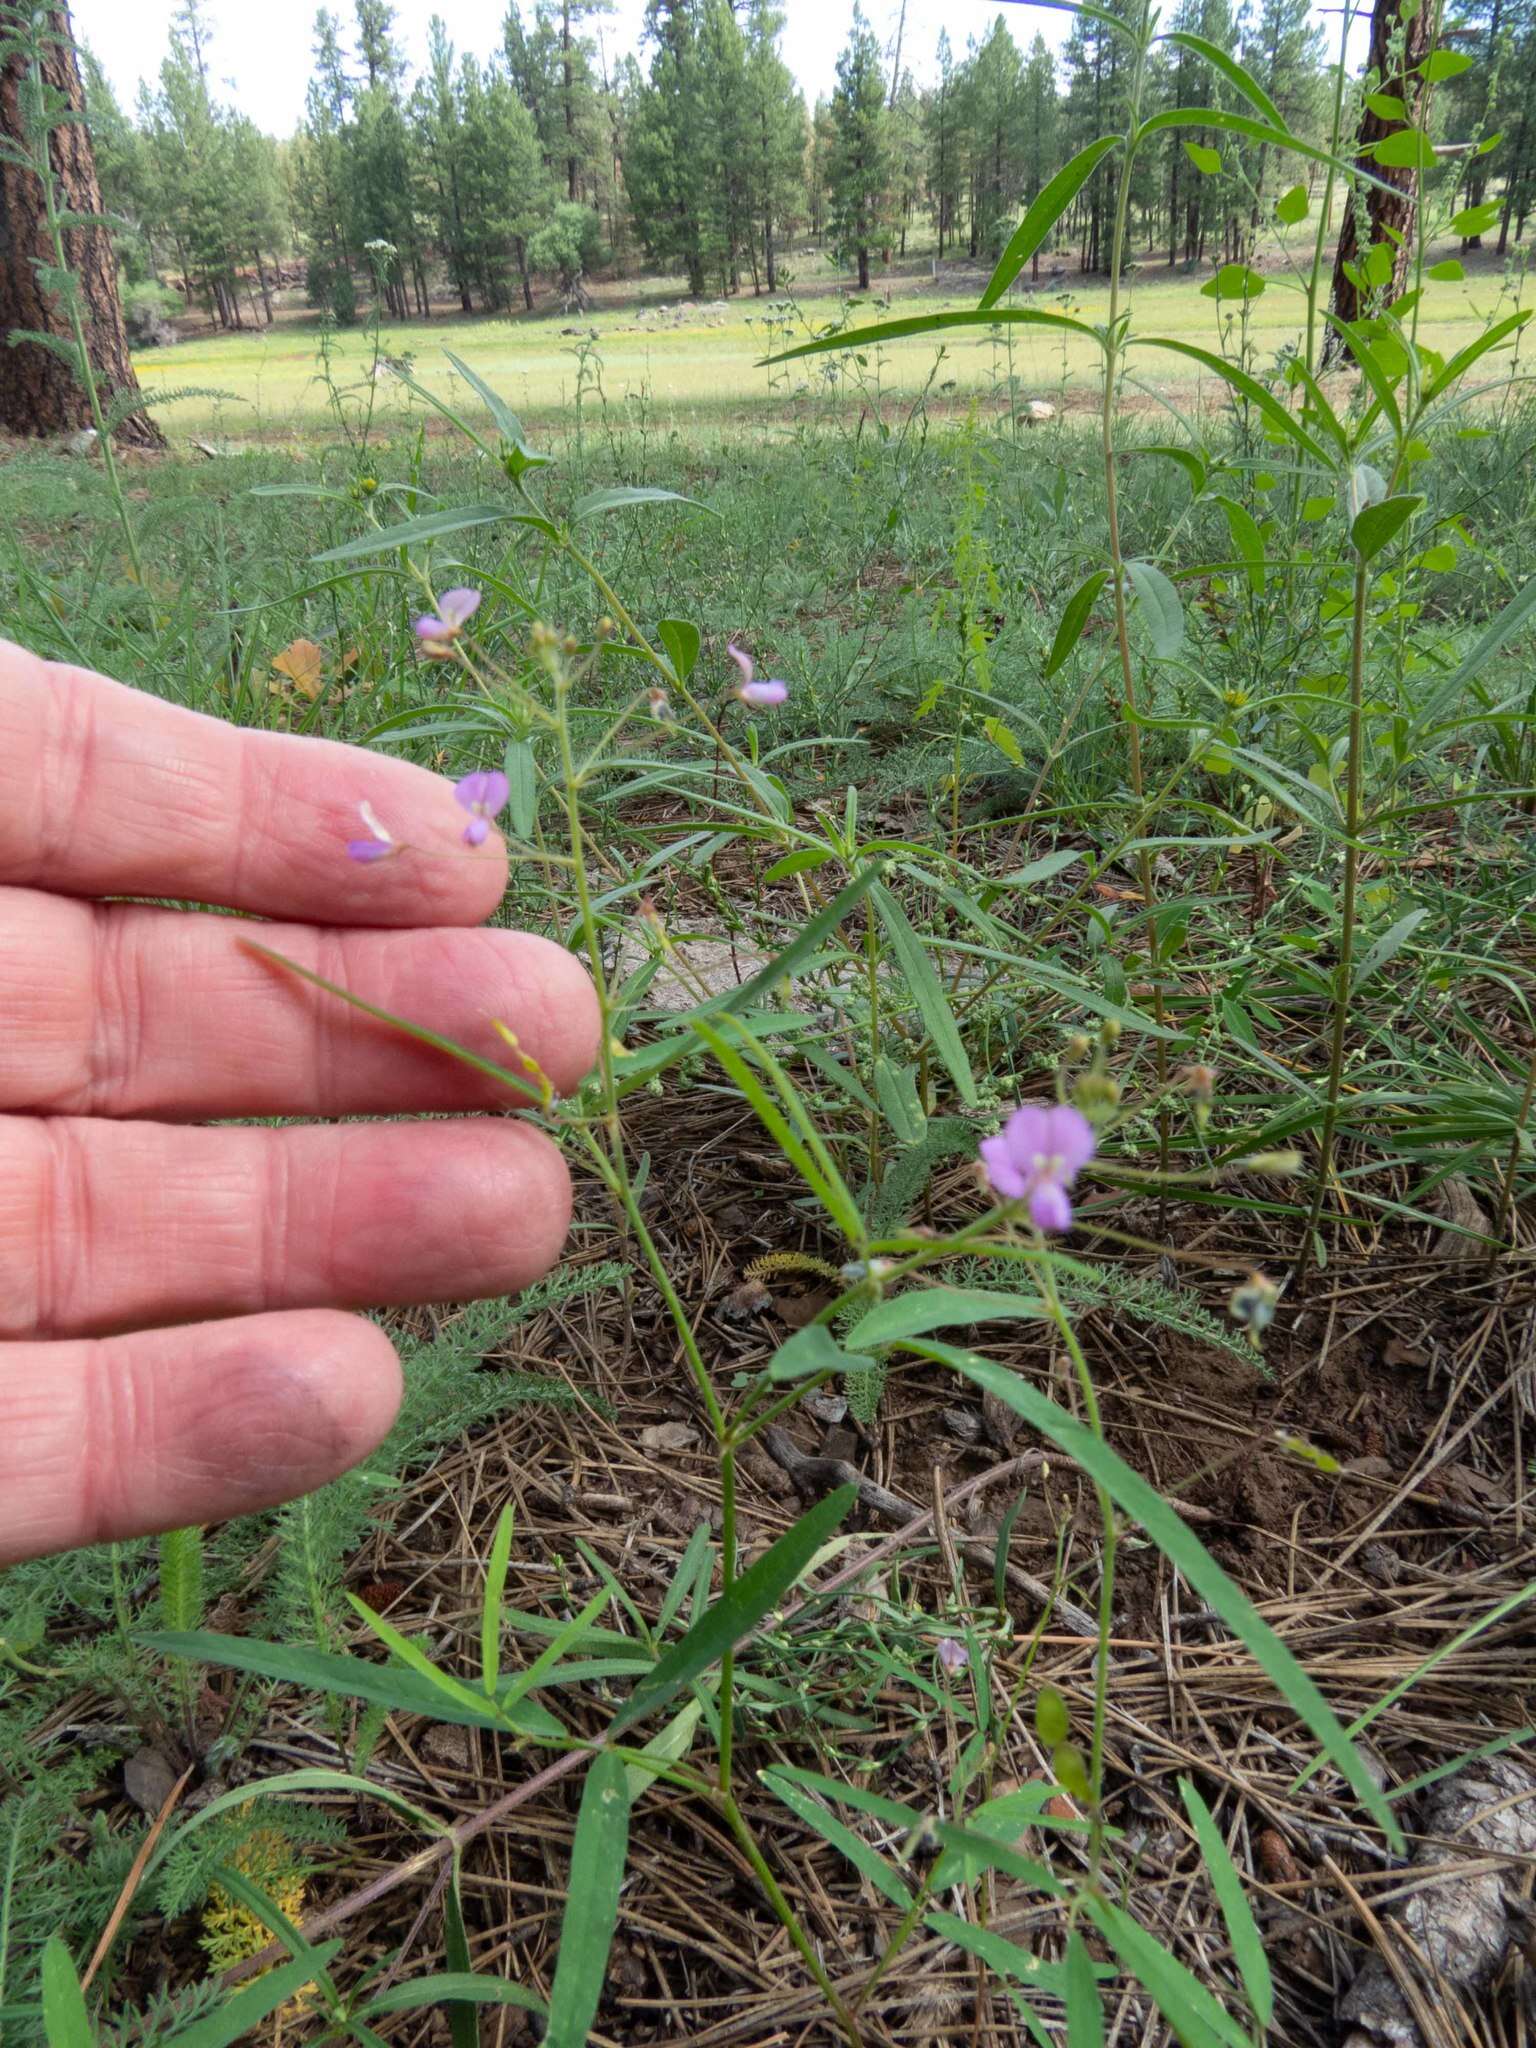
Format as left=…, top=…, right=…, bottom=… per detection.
left=79, top=0, right=1536, bottom=343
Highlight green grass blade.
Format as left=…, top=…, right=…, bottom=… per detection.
left=543, top=1751, right=632, bottom=2048
left=1179, top=1780, right=1274, bottom=2027
left=760, top=1768, right=914, bottom=1909
left=442, top=1861, right=489, bottom=2048
left=137, top=1631, right=564, bottom=1738
left=612, top=1486, right=858, bottom=1733
left=916, top=1346, right=1403, bottom=1849
left=160, top=1951, right=343, bottom=2048
left=691, top=1016, right=866, bottom=1242
left=361, top=1974, right=546, bottom=2019
left=871, top=880, right=977, bottom=1104
left=481, top=1504, right=515, bottom=1695
left=1081, top=1894, right=1249, bottom=2048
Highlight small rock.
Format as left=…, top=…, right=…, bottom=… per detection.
left=123, top=1747, right=178, bottom=1816
left=639, top=1421, right=699, bottom=1454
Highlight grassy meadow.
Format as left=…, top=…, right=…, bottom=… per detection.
left=130, top=238, right=1533, bottom=440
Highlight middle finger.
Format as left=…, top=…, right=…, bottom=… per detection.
left=1, top=889, right=598, bottom=1119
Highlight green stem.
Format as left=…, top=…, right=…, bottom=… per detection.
left=1035, top=1249, right=1116, bottom=1886
left=1298, top=556, right=1370, bottom=1281
left=720, top=1794, right=864, bottom=2047
left=718, top=1447, right=738, bottom=1792
left=1100, top=11, right=1171, bottom=1163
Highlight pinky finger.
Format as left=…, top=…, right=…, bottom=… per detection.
left=0, top=1310, right=403, bottom=1565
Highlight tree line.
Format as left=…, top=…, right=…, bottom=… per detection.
left=68, top=0, right=1536, bottom=333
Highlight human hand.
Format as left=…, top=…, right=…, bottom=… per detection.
left=0, top=642, right=599, bottom=1564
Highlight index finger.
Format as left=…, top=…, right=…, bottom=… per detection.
left=0, top=641, right=509, bottom=926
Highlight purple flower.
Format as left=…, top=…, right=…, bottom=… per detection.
left=727, top=640, right=790, bottom=709
left=455, top=768, right=509, bottom=846
left=347, top=798, right=398, bottom=864
left=979, top=1102, right=1096, bottom=1234
left=414, top=586, right=482, bottom=654
left=936, top=1636, right=969, bottom=1674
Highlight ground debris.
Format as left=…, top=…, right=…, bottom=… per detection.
left=1339, top=1756, right=1536, bottom=2046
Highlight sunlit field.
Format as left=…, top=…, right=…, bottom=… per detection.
left=132, top=241, right=1530, bottom=440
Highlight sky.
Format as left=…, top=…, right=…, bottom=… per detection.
left=73, top=0, right=1364, bottom=134
left=71, top=1, right=1102, bottom=131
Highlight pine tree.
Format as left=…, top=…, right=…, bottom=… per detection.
left=0, top=1, right=160, bottom=442
left=739, top=2, right=805, bottom=291
left=828, top=3, right=887, bottom=289
left=625, top=0, right=713, bottom=294
left=925, top=31, right=961, bottom=255
left=966, top=15, right=1027, bottom=262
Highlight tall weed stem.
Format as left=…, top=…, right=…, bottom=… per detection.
left=1299, top=558, right=1370, bottom=1278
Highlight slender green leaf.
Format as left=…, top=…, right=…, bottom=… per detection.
left=1066, top=1931, right=1107, bottom=2047
left=1001, top=847, right=1083, bottom=888
left=846, top=1286, right=1046, bottom=1350
left=761, top=1769, right=914, bottom=1909
left=925, top=1912, right=1086, bottom=1997
left=871, top=880, right=977, bottom=1104
left=691, top=865, right=881, bottom=1019
left=915, top=1347, right=1403, bottom=1847
left=612, top=1487, right=858, bottom=1732
left=145, top=1772, right=442, bottom=1892
left=1351, top=907, right=1427, bottom=993
left=158, top=1951, right=343, bottom=2048
left=1136, top=337, right=1335, bottom=468
left=764, top=306, right=1101, bottom=370
left=205, top=1864, right=335, bottom=1988
left=572, top=485, right=708, bottom=521
left=444, top=350, right=540, bottom=458
left=1179, top=1781, right=1274, bottom=2027
left=1423, top=309, right=1532, bottom=402
left=362, top=1974, right=546, bottom=2019
left=691, top=1016, right=865, bottom=1240
left=442, top=1858, right=480, bottom=2048
left=313, top=504, right=537, bottom=563
left=40, top=1942, right=90, bottom=2048
left=1216, top=496, right=1266, bottom=593
left=1081, top=1894, right=1249, bottom=2048
left=979, top=137, right=1120, bottom=308
left=503, top=737, right=537, bottom=838
left=136, top=1632, right=563, bottom=1738
left=1164, top=33, right=1283, bottom=125
left=767, top=1322, right=873, bottom=1382
left=1045, top=569, right=1109, bottom=677
left=1414, top=561, right=1536, bottom=734
left=624, top=1699, right=704, bottom=1800
left=543, top=1752, right=632, bottom=2048
left=482, top=1505, right=515, bottom=1694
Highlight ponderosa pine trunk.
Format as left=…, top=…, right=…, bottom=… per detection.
left=0, top=4, right=162, bottom=444
left=1328, top=0, right=1435, bottom=340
